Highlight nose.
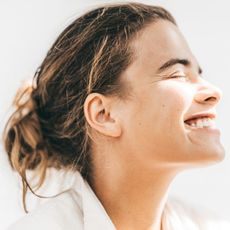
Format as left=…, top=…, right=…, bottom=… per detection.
left=194, top=80, right=222, bottom=106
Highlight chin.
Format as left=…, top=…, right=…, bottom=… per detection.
left=183, top=128, right=225, bottom=167
left=188, top=144, right=225, bottom=167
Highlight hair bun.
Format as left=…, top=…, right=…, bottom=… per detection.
left=13, top=79, right=36, bottom=117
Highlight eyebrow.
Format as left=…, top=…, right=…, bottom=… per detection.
left=157, top=58, right=203, bottom=75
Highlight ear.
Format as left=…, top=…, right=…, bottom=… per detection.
left=83, top=93, right=122, bottom=138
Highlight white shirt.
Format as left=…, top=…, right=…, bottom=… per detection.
left=7, top=171, right=230, bottom=230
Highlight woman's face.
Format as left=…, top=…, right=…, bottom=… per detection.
left=118, top=20, right=225, bottom=169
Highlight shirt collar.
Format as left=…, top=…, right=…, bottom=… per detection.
left=73, top=171, right=116, bottom=230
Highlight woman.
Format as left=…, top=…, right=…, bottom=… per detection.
left=3, top=2, right=230, bottom=230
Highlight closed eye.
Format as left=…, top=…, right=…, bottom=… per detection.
left=165, top=74, right=188, bottom=81
left=163, top=69, right=188, bottom=80
left=169, top=75, right=186, bottom=79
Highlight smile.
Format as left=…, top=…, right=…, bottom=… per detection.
left=184, top=117, right=215, bottom=129
left=184, top=113, right=217, bottom=130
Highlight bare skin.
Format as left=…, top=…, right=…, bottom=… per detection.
left=84, top=20, right=224, bottom=230
left=90, top=149, right=178, bottom=230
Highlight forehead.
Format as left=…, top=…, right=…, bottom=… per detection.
left=129, top=20, right=198, bottom=72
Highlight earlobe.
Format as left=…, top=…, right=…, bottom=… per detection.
left=84, top=93, right=122, bottom=138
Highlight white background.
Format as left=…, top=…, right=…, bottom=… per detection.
left=0, top=0, right=230, bottom=229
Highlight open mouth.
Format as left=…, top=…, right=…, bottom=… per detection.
left=184, top=114, right=216, bottom=129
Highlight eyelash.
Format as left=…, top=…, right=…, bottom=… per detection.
left=168, top=75, right=187, bottom=79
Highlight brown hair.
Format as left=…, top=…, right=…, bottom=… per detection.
left=3, top=2, right=176, bottom=211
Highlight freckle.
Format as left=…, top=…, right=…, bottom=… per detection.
left=162, top=104, right=165, bottom=108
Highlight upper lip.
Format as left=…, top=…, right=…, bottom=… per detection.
left=184, top=112, right=216, bottom=122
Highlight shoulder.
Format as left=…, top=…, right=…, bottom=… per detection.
left=7, top=189, right=83, bottom=230
left=164, top=197, right=230, bottom=230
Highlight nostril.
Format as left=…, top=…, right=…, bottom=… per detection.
left=204, top=96, right=217, bottom=102
left=195, top=85, right=222, bottom=105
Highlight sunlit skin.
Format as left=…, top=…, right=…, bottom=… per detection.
left=84, top=20, right=225, bottom=230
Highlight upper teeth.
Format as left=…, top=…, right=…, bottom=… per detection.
left=186, top=118, right=215, bottom=128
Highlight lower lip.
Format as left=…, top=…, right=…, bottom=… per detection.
left=184, top=124, right=221, bottom=135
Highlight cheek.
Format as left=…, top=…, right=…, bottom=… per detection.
left=146, top=84, right=195, bottom=141
left=159, top=84, right=194, bottom=119
left=124, top=83, right=194, bottom=139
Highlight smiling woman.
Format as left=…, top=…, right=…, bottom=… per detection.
left=3, top=2, right=230, bottom=230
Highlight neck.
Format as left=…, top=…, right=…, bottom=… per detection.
left=90, top=150, right=178, bottom=230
